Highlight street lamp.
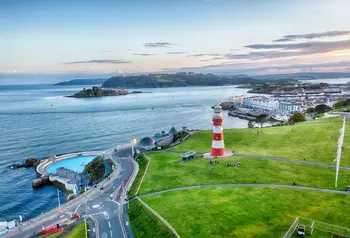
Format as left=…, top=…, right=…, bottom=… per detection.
left=57, top=188, right=61, bottom=213
left=131, top=137, right=137, bottom=158
left=85, top=198, right=88, bottom=238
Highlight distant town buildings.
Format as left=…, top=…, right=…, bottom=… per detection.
left=279, top=101, right=301, bottom=114
left=230, top=84, right=349, bottom=116
left=243, top=96, right=280, bottom=111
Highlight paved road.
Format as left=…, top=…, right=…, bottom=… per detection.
left=330, top=112, right=350, bottom=119
left=137, top=183, right=350, bottom=199
left=164, top=150, right=350, bottom=170
left=76, top=145, right=135, bottom=238
left=4, top=145, right=136, bottom=238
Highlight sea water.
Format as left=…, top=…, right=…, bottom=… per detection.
left=0, top=83, right=269, bottom=221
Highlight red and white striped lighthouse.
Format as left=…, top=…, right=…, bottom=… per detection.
left=211, top=104, right=225, bottom=157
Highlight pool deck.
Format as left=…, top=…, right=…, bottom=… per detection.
left=36, top=151, right=103, bottom=177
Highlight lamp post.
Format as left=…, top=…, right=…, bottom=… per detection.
left=335, top=117, right=346, bottom=187
left=131, top=138, right=137, bottom=158
left=57, top=188, right=61, bottom=213
left=85, top=198, right=88, bottom=238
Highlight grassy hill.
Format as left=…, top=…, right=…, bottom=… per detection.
left=129, top=117, right=350, bottom=238
left=142, top=187, right=350, bottom=238
left=138, top=153, right=350, bottom=194
left=172, top=117, right=350, bottom=166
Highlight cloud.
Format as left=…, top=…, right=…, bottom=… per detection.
left=162, top=60, right=350, bottom=74
left=222, top=39, right=350, bottom=60
left=165, top=52, right=188, bottom=55
left=246, top=39, right=350, bottom=50
left=133, top=53, right=157, bottom=56
left=200, top=57, right=226, bottom=61
left=144, top=42, right=174, bottom=48
left=188, top=53, right=224, bottom=57
left=63, top=59, right=131, bottom=64
left=274, top=30, right=350, bottom=42
left=203, top=0, right=222, bottom=3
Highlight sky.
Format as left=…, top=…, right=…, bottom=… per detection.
left=1, top=0, right=350, bottom=83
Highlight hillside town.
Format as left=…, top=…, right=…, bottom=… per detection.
left=226, top=82, right=350, bottom=122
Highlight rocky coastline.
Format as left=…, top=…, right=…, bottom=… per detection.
left=9, top=158, right=40, bottom=169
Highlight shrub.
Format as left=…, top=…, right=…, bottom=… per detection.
left=289, top=112, right=306, bottom=123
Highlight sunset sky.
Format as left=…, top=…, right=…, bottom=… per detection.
left=1, top=0, right=350, bottom=79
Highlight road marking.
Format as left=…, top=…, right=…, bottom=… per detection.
left=103, top=211, right=110, bottom=220
left=75, top=204, right=82, bottom=213
left=110, top=230, right=113, bottom=237
left=108, top=221, right=111, bottom=228
left=102, top=232, right=108, bottom=238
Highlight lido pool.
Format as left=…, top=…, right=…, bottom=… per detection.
left=47, top=155, right=96, bottom=173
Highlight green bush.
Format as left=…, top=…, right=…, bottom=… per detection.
left=84, top=157, right=105, bottom=184
left=334, top=98, right=350, bottom=108
left=289, top=112, right=306, bottom=123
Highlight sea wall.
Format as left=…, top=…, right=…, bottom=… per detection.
left=49, top=175, right=78, bottom=194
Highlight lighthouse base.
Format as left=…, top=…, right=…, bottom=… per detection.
left=202, top=151, right=233, bottom=159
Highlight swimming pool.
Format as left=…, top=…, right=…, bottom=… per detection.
left=47, top=155, right=97, bottom=174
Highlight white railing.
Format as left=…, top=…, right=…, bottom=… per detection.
left=283, top=216, right=350, bottom=238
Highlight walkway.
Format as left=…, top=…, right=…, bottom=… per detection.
left=138, top=184, right=350, bottom=199
left=164, top=151, right=350, bottom=171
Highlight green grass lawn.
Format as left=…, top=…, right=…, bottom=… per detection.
left=129, top=199, right=176, bottom=238
left=142, top=187, right=350, bottom=238
left=129, top=154, right=149, bottom=197
left=139, top=152, right=350, bottom=194
left=171, top=117, right=350, bottom=166
left=64, top=222, right=88, bottom=238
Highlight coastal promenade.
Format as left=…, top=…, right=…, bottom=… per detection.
left=4, top=145, right=137, bottom=238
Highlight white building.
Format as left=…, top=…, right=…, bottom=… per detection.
left=229, top=95, right=246, bottom=105
left=279, top=101, right=301, bottom=114
left=243, top=96, right=280, bottom=111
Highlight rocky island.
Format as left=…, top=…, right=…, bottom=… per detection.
left=69, top=86, right=143, bottom=98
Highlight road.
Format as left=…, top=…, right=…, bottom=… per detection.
left=331, top=112, right=350, bottom=119
left=76, top=145, right=135, bottom=238
left=4, top=145, right=136, bottom=238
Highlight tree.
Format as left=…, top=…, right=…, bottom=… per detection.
left=289, top=112, right=306, bottom=123
left=247, top=121, right=255, bottom=128
left=306, top=107, right=315, bottom=114
left=315, top=104, right=331, bottom=114
left=255, top=114, right=268, bottom=128
left=334, top=99, right=350, bottom=108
